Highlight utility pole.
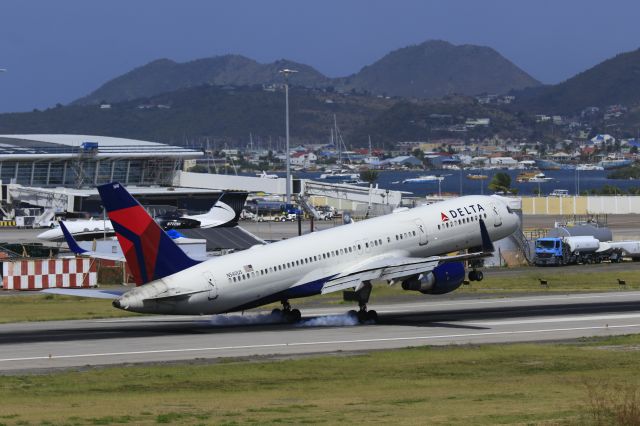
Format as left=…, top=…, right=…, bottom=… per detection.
left=279, top=68, right=297, bottom=204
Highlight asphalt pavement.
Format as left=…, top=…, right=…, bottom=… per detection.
left=2, top=291, right=640, bottom=373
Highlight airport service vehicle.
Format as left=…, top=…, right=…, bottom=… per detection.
left=534, top=236, right=608, bottom=265
left=255, top=213, right=297, bottom=222
left=46, top=182, right=519, bottom=322
left=549, top=189, right=569, bottom=197
left=597, top=241, right=640, bottom=262
left=246, top=200, right=302, bottom=218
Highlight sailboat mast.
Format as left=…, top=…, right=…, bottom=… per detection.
left=334, top=114, right=341, bottom=166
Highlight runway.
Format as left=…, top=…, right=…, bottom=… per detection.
left=2, top=291, right=640, bottom=372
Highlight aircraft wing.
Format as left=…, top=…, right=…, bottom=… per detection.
left=41, top=288, right=126, bottom=299
left=60, top=221, right=125, bottom=261
left=321, top=219, right=495, bottom=295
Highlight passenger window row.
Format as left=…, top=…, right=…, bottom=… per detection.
left=437, top=213, right=487, bottom=230
left=230, top=227, right=420, bottom=283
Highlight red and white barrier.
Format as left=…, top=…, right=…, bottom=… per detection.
left=2, top=258, right=97, bottom=290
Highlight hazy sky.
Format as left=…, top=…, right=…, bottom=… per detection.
left=0, top=0, right=638, bottom=113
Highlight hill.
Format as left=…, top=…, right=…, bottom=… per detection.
left=73, top=40, right=540, bottom=105
left=513, top=47, right=640, bottom=114
left=341, top=40, right=540, bottom=98
left=74, top=55, right=331, bottom=105
left=0, top=86, right=524, bottom=147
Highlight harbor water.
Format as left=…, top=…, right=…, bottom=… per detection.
left=291, top=169, right=640, bottom=198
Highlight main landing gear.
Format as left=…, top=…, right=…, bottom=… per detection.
left=468, top=270, right=484, bottom=282
left=271, top=299, right=301, bottom=323
left=344, top=281, right=378, bottom=324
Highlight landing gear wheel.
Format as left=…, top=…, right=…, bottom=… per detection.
left=289, top=309, right=301, bottom=322
left=276, top=300, right=301, bottom=323
left=367, top=310, right=378, bottom=323
left=469, top=270, right=483, bottom=282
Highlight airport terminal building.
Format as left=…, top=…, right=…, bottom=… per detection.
left=0, top=134, right=201, bottom=188
left=0, top=134, right=208, bottom=214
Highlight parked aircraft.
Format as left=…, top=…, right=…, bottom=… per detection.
left=46, top=182, right=519, bottom=322
left=154, top=192, right=248, bottom=229
left=37, top=192, right=247, bottom=241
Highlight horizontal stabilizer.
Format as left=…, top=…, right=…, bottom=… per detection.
left=42, top=288, right=126, bottom=299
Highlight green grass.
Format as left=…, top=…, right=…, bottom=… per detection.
left=0, top=293, right=140, bottom=324
left=332, top=268, right=640, bottom=302
left=2, top=335, right=640, bottom=424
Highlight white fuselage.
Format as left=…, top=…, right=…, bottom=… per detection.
left=37, top=219, right=114, bottom=241
left=115, top=195, right=519, bottom=315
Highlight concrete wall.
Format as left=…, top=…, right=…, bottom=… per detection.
left=521, top=196, right=640, bottom=215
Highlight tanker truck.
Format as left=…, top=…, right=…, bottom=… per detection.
left=534, top=236, right=608, bottom=266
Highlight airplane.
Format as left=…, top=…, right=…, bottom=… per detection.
left=45, top=181, right=519, bottom=323
left=154, top=191, right=248, bottom=230
left=37, top=191, right=247, bottom=242
left=256, top=171, right=279, bottom=179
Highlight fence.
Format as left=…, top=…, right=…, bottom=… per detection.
left=2, top=258, right=97, bottom=290
left=521, top=196, right=640, bottom=215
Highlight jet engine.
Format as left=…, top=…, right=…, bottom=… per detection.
left=401, top=262, right=466, bottom=295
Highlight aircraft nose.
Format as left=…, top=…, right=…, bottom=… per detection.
left=112, top=299, right=121, bottom=309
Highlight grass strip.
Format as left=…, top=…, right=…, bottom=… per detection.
left=2, top=335, right=640, bottom=424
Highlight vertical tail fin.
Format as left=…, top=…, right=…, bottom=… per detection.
left=208, top=191, right=248, bottom=227
left=59, top=221, right=88, bottom=255
left=97, top=182, right=201, bottom=285
left=216, top=191, right=249, bottom=226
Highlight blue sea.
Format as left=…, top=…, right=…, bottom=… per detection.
left=288, top=170, right=640, bottom=198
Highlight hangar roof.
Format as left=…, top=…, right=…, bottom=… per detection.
left=0, top=134, right=203, bottom=160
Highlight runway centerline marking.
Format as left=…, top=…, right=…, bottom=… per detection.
left=2, top=323, right=640, bottom=364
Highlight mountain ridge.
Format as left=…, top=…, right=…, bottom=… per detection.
left=512, top=47, right=640, bottom=113
left=74, top=40, right=541, bottom=105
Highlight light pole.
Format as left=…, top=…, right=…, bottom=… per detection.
left=279, top=68, right=297, bottom=204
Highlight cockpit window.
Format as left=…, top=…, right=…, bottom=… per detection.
left=506, top=206, right=514, bottom=214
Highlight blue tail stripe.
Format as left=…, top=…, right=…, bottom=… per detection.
left=111, top=220, right=150, bottom=283
left=60, top=222, right=87, bottom=255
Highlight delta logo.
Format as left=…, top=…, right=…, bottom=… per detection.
left=440, top=203, right=485, bottom=222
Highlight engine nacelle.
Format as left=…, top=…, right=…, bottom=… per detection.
left=401, top=262, right=466, bottom=295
